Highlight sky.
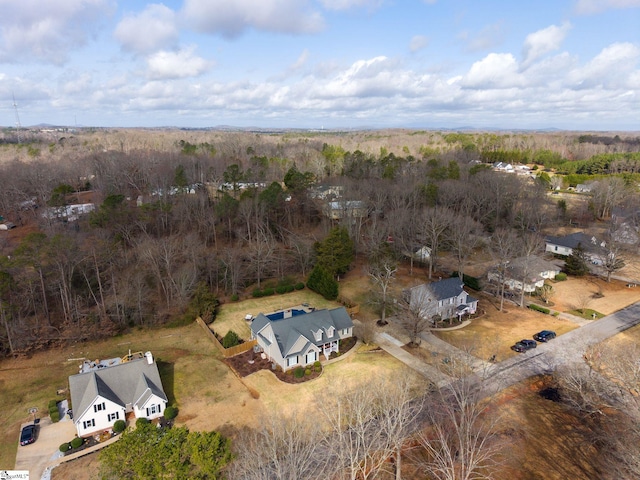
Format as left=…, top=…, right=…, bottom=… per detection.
left=0, top=0, right=639, bottom=131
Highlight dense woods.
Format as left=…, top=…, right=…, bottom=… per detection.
left=0, top=128, right=638, bottom=357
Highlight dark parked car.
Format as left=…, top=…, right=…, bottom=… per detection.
left=533, top=330, right=557, bottom=342
left=511, top=339, right=537, bottom=352
left=19, top=424, right=37, bottom=446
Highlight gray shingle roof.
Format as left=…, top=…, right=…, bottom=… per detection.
left=410, top=277, right=465, bottom=301
left=69, top=356, right=167, bottom=421
left=545, top=232, right=603, bottom=253
left=252, top=307, right=353, bottom=358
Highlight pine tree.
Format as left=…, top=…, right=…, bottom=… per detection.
left=564, top=243, right=589, bottom=276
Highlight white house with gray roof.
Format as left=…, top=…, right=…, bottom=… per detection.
left=406, top=277, right=478, bottom=321
left=251, top=307, right=353, bottom=371
left=68, top=352, right=167, bottom=437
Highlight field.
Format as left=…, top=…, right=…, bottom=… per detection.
left=4, top=260, right=640, bottom=479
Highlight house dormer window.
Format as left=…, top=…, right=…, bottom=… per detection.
left=327, top=326, right=335, bottom=337
left=314, top=330, right=323, bottom=342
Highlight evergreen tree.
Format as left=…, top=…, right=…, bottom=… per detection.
left=315, top=227, right=354, bottom=278
left=564, top=243, right=589, bottom=276
left=307, top=265, right=339, bottom=300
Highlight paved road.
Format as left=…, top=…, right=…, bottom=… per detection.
left=375, top=302, right=640, bottom=392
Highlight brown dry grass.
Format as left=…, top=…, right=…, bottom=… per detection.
left=433, top=295, right=580, bottom=362
left=550, top=276, right=640, bottom=315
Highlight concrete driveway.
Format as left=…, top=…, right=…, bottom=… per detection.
left=14, top=416, right=76, bottom=480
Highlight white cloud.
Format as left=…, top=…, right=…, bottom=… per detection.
left=290, top=49, right=310, bottom=71
left=318, top=0, right=383, bottom=11
left=181, top=0, right=324, bottom=38
left=458, top=21, right=506, bottom=52
left=0, top=0, right=113, bottom=65
left=146, top=46, right=212, bottom=80
left=522, top=22, right=571, bottom=69
left=574, top=0, right=640, bottom=14
left=460, top=53, right=521, bottom=88
left=410, top=35, right=429, bottom=53
left=114, top=4, right=178, bottom=54
left=569, top=42, right=640, bottom=87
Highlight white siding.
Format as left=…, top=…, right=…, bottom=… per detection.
left=75, top=396, right=125, bottom=437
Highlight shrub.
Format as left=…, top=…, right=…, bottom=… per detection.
left=50, top=411, right=60, bottom=423
left=136, top=417, right=150, bottom=428
left=164, top=406, right=178, bottom=420
left=252, top=289, right=263, bottom=298
left=113, top=419, right=126, bottom=433
left=263, top=288, right=275, bottom=296
left=555, top=272, right=567, bottom=281
left=59, top=442, right=70, bottom=452
left=48, top=399, right=58, bottom=410
left=71, top=437, right=83, bottom=449
left=313, top=360, right=322, bottom=369
left=294, top=282, right=305, bottom=290
left=307, top=266, right=339, bottom=300
left=222, top=330, right=241, bottom=348
left=528, top=304, right=550, bottom=314
left=305, top=369, right=311, bottom=376
left=293, top=366, right=305, bottom=378
left=276, top=285, right=287, bottom=294
left=231, top=294, right=239, bottom=301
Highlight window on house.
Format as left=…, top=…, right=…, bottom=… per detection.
left=146, top=404, right=158, bottom=416
left=554, top=246, right=558, bottom=251
left=83, top=419, right=95, bottom=429
left=287, top=356, right=298, bottom=367
left=108, top=412, right=119, bottom=422
left=327, top=326, right=335, bottom=337
left=94, top=402, right=105, bottom=413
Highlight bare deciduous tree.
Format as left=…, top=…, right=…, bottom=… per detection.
left=231, top=411, right=330, bottom=480
left=412, top=375, right=504, bottom=480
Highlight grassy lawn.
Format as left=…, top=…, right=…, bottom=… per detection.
left=212, top=289, right=341, bottom=339
left=242, top=345, right=427, bottom=413
left=0, top=322, right=221, bottom=469
left=433, top=299, right=580, bottom=363
left=566, top=308, right=605, bottom=320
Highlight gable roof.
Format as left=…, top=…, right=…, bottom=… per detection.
left=69, top=356, right=167, bottom=421
left=252, top=307, right=353, bottom=358
left=493, top=256, right=561, bottom=282
left=410, top=277, right=465, bottom=301
left=545, top=232, right=604, bottom=252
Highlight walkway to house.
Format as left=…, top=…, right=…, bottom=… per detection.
left=42, top=434, right=120, bottom=480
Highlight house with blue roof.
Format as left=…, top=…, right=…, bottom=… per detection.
left=406, top=277, right=478, bottom=322
left=68, top=352, right=167, bottom=437
left=250, top=306, right=354, bottom=371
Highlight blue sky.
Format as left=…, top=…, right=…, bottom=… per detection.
left=1, top=0, right=639, bottom=130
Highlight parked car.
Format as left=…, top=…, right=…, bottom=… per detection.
left=19, top=424, right=37, bottom=446
left=511, top=339, right=537, bottom=352
left=533, top=330, right=557, bottom=342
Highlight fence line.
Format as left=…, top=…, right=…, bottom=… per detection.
left=195, top=317, right=257, bottom=358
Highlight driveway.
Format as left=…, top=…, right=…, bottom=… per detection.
left=14, top=416, right=76, bottom=480
left=376, top=302, right=640, bottom=395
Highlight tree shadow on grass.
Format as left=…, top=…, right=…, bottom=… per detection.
left=157, top=360, right=175, bottom=405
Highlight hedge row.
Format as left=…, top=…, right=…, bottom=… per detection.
left=528, top=304, right=551, bottom=314
left=252, top=283, right=305, bottom=298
